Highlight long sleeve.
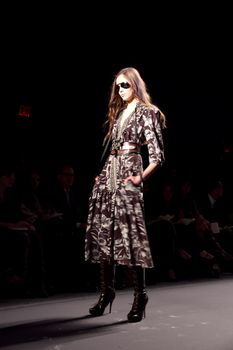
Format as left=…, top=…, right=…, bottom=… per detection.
left=141, top=107, right=165, bottom=166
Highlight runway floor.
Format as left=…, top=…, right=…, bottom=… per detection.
left=1, top=276, right=233, bottom=350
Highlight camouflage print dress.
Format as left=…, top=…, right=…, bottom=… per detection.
left=85, top=103, right=165, bottom=268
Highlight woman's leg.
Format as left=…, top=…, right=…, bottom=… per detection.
left=89, top=261, right=116, bottom=316
left=127, top=266, right=148, bottom=323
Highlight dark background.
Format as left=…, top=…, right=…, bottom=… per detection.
left=1, top=4, right=233, bottom=203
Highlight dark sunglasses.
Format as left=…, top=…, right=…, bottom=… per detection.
left=116, top=82, right=131, bottom=90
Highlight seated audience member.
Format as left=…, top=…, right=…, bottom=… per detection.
left=175, top=177, right=221, bottom=278
left=17, top=166, right=66, bottom=293
left=42, top=163, right=87, bottom=292
left=146, top=181, right=180, bottom=281
left=194, top=178, right=233, bottom=274
left=0, top=164, right=47, bottom=297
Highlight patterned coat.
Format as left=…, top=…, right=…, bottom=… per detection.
left=85, top=103, right=165, bottom=268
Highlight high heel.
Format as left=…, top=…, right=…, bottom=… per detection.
left=127, top=292, right=148, bottom=322
left=89, top=262, right=115, bottom=317
left=127, top=266, right=148, bottom=323
left=89, top=287, right=115, bottom=316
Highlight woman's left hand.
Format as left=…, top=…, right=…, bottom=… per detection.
left=123, top=175, right=142, bottom=186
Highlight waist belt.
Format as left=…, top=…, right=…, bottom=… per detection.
left=111, top=143, right=140, bottom=156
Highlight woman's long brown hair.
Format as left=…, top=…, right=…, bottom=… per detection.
left=103, top=67, right=167, bottom=144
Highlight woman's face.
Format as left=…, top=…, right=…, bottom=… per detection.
left=116, top=74, right=134, bottom=102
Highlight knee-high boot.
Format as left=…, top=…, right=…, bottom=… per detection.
left=127, top=266, right=148, bottom=323
left=89, top=261, right=115, bottom=316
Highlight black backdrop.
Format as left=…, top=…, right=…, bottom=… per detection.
left=1, top=5, right=233, bottom=206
